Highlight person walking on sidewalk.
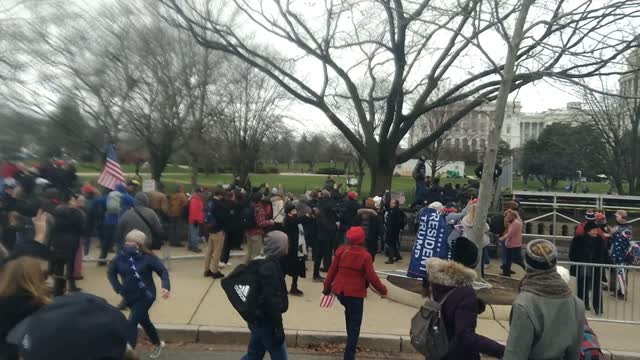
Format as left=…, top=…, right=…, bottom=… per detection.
left=503, top=239, right=585, bottom=360
left=322, top=226, right=388, bottom=360
left=107, top=230, right=170, bottom=359
left=203, top=188, right=227, bottom=279
left=187, top=188, right=206, bottom=253
left=423, top=237, right=505, bottom=360
left=243, top=231, right=290, bottom=360
left=245, top=192, right=274, bottom=264
left=499, top=209, right=525, bottom=276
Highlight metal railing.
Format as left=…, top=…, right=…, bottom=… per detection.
left=558, top=261, right=640, bottom=324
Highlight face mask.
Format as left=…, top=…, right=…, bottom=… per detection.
left=123, top=244, right=139, bottom=254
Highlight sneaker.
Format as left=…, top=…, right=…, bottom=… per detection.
left=313, top=276, right=324, bottom=283
left=211, top=272, right=225, bottom=279
left=384, top=259, right=395, bottom=264
left=204, top=270, right=214, bottom=278
left=83, top=255, right=94, bottom=262
left=97, top=259, right=107, bottom=267
left=188, top=247, right=202, bottom=253
left=219, top=262, right=228, bottom=268
left=289, top=288, right=304, bottom=296
left=149, top=341, right=165, bottom=359
left=395, top=256, right=403, bottom=261
left=117, top=300, right=128, bottom=311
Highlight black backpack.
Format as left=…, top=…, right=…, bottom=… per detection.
left=239, top=203, right=257, bottom=230
left=221, top=259, right=265, bottom=323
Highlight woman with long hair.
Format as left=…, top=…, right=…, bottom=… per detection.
left=108, top=230, right=171, bottom=359
left=0, top=257, right=51, bottom=360
left=503, top=239, right=585, bottom=359
left=499, top=209, right=525, bottom=276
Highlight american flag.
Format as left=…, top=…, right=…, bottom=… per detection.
left=97, top=144, right=126, bottom=190
left=616, top=268, right=626, bottom=296
left=320, top=293, right=335, bottom=308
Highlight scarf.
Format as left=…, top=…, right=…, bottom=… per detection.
left=519, top=269, right=572, bottom=299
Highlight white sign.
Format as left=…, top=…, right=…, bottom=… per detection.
left=142, top=179, right=156, bottom=192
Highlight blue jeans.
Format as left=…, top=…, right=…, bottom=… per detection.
left=338, top=295, right=364, bottom=360
left=502, top=247, right=525, bottom=275
left=242, top=322, right=288, bottom=360
left=128, top=298, right=160, bottom=348
left=189, top=224, right=200, bottom=250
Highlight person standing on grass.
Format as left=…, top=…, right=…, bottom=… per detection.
left=499, top=209, right=525, bottom=276
left=203, top=188, right=228, bottom=279
left=107, top=230, right=170, bottom=359
left=243, top=231, right=290, bottom=360
left=503, top=240, right=584, bottom=360
left=384, top=199, right=406, bottom=264
left=323, top=226, right=388, bottom=360
left=187, top=187, right=205, bottom=253
left=167, top=185, right=189, bottom=247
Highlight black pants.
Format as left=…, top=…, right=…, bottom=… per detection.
left=338, top=295, right=364, bottom=360
left=128, top=298, right=160, bottom=348
left=222, top=231, right=243, bottom=263
left=576, top=266, right=603, bottom=314
left=50, top=256, right=76, bottom=296
left=314, top=237, right=332, bottom=275
left=385, top=231, right=400, bottom=260
left=99, top=224, right=116, bottom=259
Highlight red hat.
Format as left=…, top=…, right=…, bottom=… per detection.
left=595, top=212, right=605, bottom=221
left=346, top=226, right=365, bottom=245
left=347, top=191, right=358, bottom=200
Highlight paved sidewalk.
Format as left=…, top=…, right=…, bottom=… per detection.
left=77, top=246, right=640, bottom=358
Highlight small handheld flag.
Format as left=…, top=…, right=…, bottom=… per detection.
left=320, top=294, right=335, bottom=308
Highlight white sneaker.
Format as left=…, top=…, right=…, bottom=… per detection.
left=226, top=261, right=232, bottom=267
left=219, top=262, right=228, bottom=268
left=83, top=255, right=94, bottom=262
left=149, top=341, right=165, bottom=359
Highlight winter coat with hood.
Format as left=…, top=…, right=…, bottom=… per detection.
left=426, top=258, right=505, bottom=360
left=115, top=193, right=164, bottom=249
left=49, top=204, right=86, bottom=260
left=0, top=292, right=44, bottom=360
left=254, top=232, right=289, bottom=329
left=322, top=230, right=388, bottom=298
left=188, top=194, right=205, bottom=225
left=354, top=208, right=382, bottom=254
left=340, top=198, right=361, bottom=229
left=107, top=247, right=170, bottom=305
left=385, top=207, right=406, bottom=235
left=94, top=184, right=134, bottom=225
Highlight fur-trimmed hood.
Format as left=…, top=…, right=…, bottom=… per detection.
left=357, top=208, right=378, bottom=216
left=426, top=258, right=476, bottom=287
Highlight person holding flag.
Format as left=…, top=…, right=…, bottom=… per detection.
left=93, top=145, right=134, bottom=266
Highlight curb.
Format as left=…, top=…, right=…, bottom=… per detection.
left=151, top=324, right=640, bottom=359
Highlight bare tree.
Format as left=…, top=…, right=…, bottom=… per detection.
left=161, top=0, right=640, bottom=195
left=213, top=58, right=291, bottom=183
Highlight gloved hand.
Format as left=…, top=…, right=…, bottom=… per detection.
left=322, top=288, right=331, bottom=296
left=272, top=327, right=285, bottom=347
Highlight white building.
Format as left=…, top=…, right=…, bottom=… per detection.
left=408, top=101, right=579, bottom=153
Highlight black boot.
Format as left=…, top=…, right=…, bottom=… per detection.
left=68, top=279, right=82, bottom=293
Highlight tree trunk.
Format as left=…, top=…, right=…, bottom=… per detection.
left=470, top=0, right=535, bottom=278
left=369, top=154, right=395, bottom=196
left=189, top=155, right=198, bottom=191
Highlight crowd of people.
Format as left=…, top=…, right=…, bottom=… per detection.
left=0, top=158, right=636, bottom=360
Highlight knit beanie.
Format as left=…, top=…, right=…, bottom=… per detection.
left=346, top=226, right=366, bottom=245
left=585, top=210, right=596, bottom=221
left=451, top=237, right=479, bottom=269
left=584, top=221, right=599, bottom=233
left=428, top=202, right=444, bottom=211
left=264, top=231, right=288, bottom=257
left=525, top=239, right=557, bottom=271
left=347, top=191, right=358, bottom=200
left=125, top=230, right=146, bottom=246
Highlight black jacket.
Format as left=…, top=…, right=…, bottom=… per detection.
left=0, top=293, right=44, bottom=360
left=49, top=205, right=86, bottom=260
left=569, top=234, right=608, bottom=264
left=385, top=207, right=406, bottom=234
left=354, top=208, right=382, bottom=253
left=340, top=199, right=361, bottom=229
left=256, top=256, right=288, bottom=329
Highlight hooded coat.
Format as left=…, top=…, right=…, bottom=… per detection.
left=96, top=184, right=134, bottom=226
left=255, top=232, right=289, bottom=329
left=426, top=258, right=505, bottom=360
left=322, top=229, right=388, bottom=298
left=49, top=204, right=86, bottom=260
left=107, top=247, right=170, bottom=305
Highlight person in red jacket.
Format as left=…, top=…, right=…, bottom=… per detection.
left=187, top=188, right=205, bottom=253
left=323, top=226, right=388, bottom=360
left=575, top=210, right=606, bottom=239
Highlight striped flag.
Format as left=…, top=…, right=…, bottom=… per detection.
left=617, top=268, right=626, bottom=296
left=97, top=144, right=126, bottom=190
left=320, top=293, right=335, bottom=308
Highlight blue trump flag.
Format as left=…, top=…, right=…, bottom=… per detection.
left=407, top=207, right=449, bottom=279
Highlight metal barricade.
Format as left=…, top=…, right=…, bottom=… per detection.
left=558, top=261, right=640, bottom=324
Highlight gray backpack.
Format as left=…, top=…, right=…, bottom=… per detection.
left=410, top=288, right=456, bottom=359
